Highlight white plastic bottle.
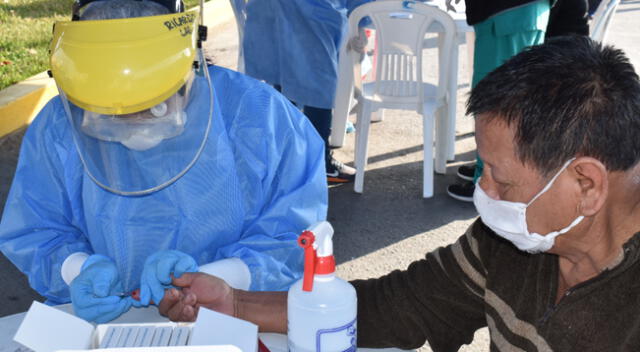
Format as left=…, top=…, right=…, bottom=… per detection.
left=288, top=221, right=358, bottom=352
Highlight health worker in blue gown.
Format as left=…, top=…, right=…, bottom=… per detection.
left=0, top=0, right=327, bottom=324
left=238, top=0, right=372, bottom=184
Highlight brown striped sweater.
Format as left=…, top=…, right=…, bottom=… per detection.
left=352, top=219, right=640, bottom=351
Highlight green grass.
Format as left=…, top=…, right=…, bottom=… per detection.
left=0, top=0, right=202, bottom=90
left=0, top=0, right=72, bottom=90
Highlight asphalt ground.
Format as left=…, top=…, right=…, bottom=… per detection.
left=1, top=2, right=639, bottom=351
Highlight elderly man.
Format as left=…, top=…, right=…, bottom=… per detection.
left=158, top=36, right=640, bottom=350
left=0, top=0, right=327, bottom=323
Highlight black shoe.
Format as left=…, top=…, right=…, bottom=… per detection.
left=457, top=164, right=476, bottom=182
left=447, top=181, right=475, bottom=202
left=327, top=158, right=355, bottom=184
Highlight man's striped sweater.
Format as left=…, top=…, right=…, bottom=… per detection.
left=353, top=219, right=640, bottom=351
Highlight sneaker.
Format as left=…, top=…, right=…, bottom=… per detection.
left=327, top=158, right=355, bottom=184
left=457, top=164, right=476, bottom=182
left=447, top=181, right=475, bottom=202
left=346, top=120, right=356, bottom=134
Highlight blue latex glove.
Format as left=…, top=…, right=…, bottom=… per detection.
left=139, top=250, right=198, bottom=306
left=70, top=254, right=133, bottom=323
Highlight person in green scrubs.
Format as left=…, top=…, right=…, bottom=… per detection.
left=447, top=0, right=551, bottom=202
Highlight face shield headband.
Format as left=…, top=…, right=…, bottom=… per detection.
left=71, top=0, right=185, bottom=20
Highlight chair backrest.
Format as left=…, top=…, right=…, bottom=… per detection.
left=229, top=0, right=247, bottom=72
left=348, top=0, right=456, bottom=106
left=589, top=0, right=621, bottom=43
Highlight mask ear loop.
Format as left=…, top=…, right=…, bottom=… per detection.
left=527, top=158, right=577, bottom=206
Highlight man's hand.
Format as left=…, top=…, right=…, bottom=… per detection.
left=160, top=272, right=288, bottom=333
left=158, top=272, right=234, bottom=321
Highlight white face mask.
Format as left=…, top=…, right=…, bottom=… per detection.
left=473, top=158, right=584, bottom=253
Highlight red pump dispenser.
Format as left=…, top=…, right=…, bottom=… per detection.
left=296, top=223, right=336, bottom=292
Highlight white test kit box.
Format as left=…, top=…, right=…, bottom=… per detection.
left=14, top=301, right=258, bottom=352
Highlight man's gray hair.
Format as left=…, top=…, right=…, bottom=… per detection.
left=80, top=0, right=169, bottom=20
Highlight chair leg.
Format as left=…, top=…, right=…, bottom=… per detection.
left=446, top=38, right=460, bottom=162
left=354, top=103, right=373, bottom=193
left=434, top=105, right=447, bottom=175
left=422, top=104, right=435, bottom=198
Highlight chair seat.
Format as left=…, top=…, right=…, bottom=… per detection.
left=361, top=81, right=441, bottom=109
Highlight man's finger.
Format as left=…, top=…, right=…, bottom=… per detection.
left=171, top=272, right=196, bottom=287
left=158, top=288, right=182, bottom=316
left=183, top=291, right=197, bottom=307
left=181, top=305, right=197, bottom=322
left=166, top=296, right=190, bottom=321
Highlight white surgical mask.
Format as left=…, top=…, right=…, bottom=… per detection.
left=473, top=158, right=584, bottom=253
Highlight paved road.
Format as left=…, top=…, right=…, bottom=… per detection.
left=1, top=2, right=639, bottom=351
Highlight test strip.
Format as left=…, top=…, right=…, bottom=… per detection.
left=167, top=327, right=181, bottom=346
left=105, top=327, right=124, bottom=348
left=168, top=326, right=190, bottom=346
left=99, top=327, right=117, bottom=349
left=123, top=326, right=140, bottom=347
left=175, top=326, right=190, bottom=346
left=134, top=326, right=154, bottom=347
left=158, top=327, right=172, bottom=346
left=149, top=327, right=163, bottom=347
left=116, top=326, right=133, bottom=347
left=151, top=327, right=172, bottom=346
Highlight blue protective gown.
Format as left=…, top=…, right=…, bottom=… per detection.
left=0, top=66, right=328, bottom=304
left=242, top=0, right=349, bottom=109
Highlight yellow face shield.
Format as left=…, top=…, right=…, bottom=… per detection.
left=50, top=9, right=199, bottom=115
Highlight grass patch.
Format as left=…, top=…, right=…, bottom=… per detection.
left=0, top=0, right=72, bottom=90
left=0, top=0, right=202, bottom=90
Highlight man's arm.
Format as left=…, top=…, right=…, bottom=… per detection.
left=234, top=290, right=288, bottom=333
left=353, top=222, right=490, bottom=350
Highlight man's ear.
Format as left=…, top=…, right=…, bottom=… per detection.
left=571, top=157, right=608, bottom=216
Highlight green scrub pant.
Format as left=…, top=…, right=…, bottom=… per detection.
left=472, top=0, right=550, bottom=182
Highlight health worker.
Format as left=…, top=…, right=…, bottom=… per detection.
left=0, top=0, right=327, bottom=323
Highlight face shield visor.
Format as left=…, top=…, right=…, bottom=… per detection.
left=50, top=9, right=214, bottom=196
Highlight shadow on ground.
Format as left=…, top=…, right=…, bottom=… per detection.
left=329, top=151, right=478, bottom=264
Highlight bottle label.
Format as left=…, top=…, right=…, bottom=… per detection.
left=315, top=318, right=357, bottom=352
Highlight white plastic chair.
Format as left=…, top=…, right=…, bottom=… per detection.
left=589, top=0, right=621, bottom=43
left=332, top=0, right=473, bottom=165
left=346, top=1, right=456, bottom=198
left=229, top=0, right=247, bottom=73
